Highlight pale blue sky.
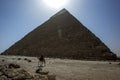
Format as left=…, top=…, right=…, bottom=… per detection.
left=0, top=0, right=120, bottom=56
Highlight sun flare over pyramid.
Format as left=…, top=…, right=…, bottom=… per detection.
left=2, top=9, right=117, bottom=60
left=43, top=0, right=68, bottom=9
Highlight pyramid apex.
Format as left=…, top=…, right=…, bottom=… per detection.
left=61, top=8, right=68, bottom=11
left=51, top=8, right=69, bottom=18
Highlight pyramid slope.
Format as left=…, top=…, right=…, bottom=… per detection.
left=2, top=9, right=117, bottom=60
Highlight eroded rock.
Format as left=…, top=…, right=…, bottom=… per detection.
left=0, top=62, right=55, bottom=80
left=0, top=75, right=10, bottom=80
left=8, top=63, right=20, bottom=69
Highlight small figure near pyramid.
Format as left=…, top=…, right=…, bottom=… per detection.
left=38, top=55, right=46, bottom=67
left=36, top=55, right=49, bottom=76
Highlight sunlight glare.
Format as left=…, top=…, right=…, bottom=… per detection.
left=43, top=0, right=68, bottom=9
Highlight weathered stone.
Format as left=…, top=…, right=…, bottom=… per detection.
left=36, top=69, right=42, bottom=73
left=17, top=58, right=21, bottom=60
left=0, top=63, right=53, bottom=80
left=27, top=59, right=32, bottom=63
left=47, top=75, right=56, bottom=80
left=16, top=69, right=32, bottom=79
left=0, top=75, right=8, bottom=80
left=2, top=68, right=32, bottom=79
left=36, top=69, right=49, bottom=75
left=8, top=63, right=20, bottom=69
left=34, top=75, right=48, bottom=80
left=24, top=58, right=28, bottom=60
left=3, top=69, right=18, bottom=78
left=0, top=72, right=3, bottom=76
left=2, top=59, right=5, bottom=62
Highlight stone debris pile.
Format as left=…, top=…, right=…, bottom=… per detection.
left=0, top=62, right=56, bottom=80
left=0, top=62, right=32, bottom=80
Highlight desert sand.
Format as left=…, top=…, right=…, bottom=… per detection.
left=0, top=55, right=120, bottom=80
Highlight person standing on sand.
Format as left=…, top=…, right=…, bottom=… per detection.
left=38, top=55, right=46, bottom=67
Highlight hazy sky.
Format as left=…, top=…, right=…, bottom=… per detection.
left=0, top=0, right=120, bottom=56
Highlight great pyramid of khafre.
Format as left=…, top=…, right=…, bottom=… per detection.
left=2, top=9, right=117, bottom=60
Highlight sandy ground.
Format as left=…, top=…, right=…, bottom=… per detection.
left=0, top=55, right=120, bottom=80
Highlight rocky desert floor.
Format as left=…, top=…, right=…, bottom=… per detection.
left=0, top=55, right=120, bottom=80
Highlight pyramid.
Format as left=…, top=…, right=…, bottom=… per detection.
left=2, top=9, right=117, bottom=60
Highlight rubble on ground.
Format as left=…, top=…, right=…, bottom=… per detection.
left=0, top=62, right=56, bottom=80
